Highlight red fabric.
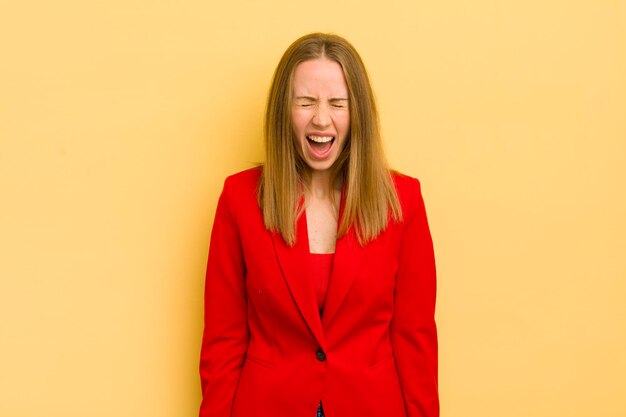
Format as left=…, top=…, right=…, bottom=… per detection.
left=309, top=253, right=334, bottom=310
left=199, top=167, right=438, bottom=417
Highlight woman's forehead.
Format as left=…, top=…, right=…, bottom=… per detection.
left=292, top=59, right=348, bottom=96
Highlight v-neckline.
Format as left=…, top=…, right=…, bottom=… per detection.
left=302, top=186, right=345, bottom=255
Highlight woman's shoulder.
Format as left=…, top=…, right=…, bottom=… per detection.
left=389, top=170, right=426, bottom=216
left=390, top=170, right=422, bottom=196
left=223, top=165, right=263, bottom=189
left=217, top=166, right=263, bottom=210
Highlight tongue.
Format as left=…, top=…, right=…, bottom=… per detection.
left=310, top=140, right=332, bottom=154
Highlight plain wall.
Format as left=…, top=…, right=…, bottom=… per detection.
left=1, top=1, right=625, bottom=416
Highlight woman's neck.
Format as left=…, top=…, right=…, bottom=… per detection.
left=308, top=171, right=333, bottom=199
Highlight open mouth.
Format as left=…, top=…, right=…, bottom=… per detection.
left=306, top=135, right=335, bottom=158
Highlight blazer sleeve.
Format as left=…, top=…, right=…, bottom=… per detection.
left=199, top=176, right=249, bottom=417
left=391, top=178, right=439, bottom=417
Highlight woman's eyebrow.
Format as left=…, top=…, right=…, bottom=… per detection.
left=294, top=96, right=349, bottom=101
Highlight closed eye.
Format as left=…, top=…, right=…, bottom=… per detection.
left=330, top=98, right=349, bottom=108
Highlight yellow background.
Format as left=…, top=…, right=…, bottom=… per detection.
left=1, top=1, right=625, bottom=416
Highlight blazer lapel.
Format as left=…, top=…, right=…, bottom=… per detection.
left=271, top=211, right=326, bottom=350
left=321, top=187, right=362, bottom=328
left=321, top=226, right=360, bottom=328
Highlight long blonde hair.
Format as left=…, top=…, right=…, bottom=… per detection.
left=259, top=32, right=401, bottom=246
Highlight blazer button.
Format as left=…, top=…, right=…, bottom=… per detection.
left=316, top=348, right=326, bottom=362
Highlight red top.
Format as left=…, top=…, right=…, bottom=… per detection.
left=309, top=253, right=334, bottom=311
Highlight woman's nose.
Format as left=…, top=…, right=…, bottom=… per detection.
left=312, top=104, right=331, bottom=127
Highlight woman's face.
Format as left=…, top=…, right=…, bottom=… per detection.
left=291, top=58, right=350, bottom=174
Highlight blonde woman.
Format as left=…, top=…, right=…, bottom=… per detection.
left=199, top=33, right=438, bottom=417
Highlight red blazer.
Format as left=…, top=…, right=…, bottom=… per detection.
left=199, top=167, right=438, bottom=417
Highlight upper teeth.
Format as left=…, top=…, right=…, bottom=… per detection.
left=308, top=136, right=333, bottom=143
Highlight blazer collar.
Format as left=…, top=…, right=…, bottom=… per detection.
left=271, top=193, right=361, bottom=348
left=271, top=211, right=326, bottom=349
left=321, top=224, right=359, bottom=329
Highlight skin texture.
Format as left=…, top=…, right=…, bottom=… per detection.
left=291, top=58, right=350, bottom=178
left=291, top=58, right=350, bottom=253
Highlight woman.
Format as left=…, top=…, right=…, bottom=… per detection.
left=199, top=33, right=438, bottom=417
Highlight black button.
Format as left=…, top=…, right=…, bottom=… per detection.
left=316, top=348, right=326, bottom=361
